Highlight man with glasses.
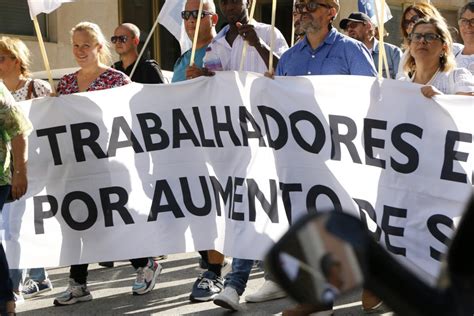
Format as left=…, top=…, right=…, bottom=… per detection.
left=456, top=2, right=474, bottom=74
left=172, top=0, right=218, bottom=82
left=171, top=0, right=233, bottom=304
left=112, top=23, right=165, bottom=84
left=276, top=0, right=376, bottom=77
left=339, top=12, right=402, bottom=79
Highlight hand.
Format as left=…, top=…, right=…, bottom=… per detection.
left=186, top=65, right=215, bottom=80
left=236, top=22, right=261, bottom=47
left=11, top=170, right=27, bottom=200
left=264, top=69, right=275, bottom=79
left=420, top=85, right=443, bottom=98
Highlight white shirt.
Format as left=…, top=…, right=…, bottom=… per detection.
left=11, top=78, right=51, bottom=102
left=455, top=53, right=474, bottom=75
left=399, top=67, right=474, bottom=94
left=204, top=21, right=288, bottom=73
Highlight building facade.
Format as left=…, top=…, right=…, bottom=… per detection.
left=0, top=0, right=469, bottom=73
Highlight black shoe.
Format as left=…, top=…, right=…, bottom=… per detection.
left=99, top=261, right=114, bottom=268
left=189, top=271, right=224, bottom=302
left=153, top=255, right=168, bottom=261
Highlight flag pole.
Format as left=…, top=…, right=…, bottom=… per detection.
left=374, top=0, right=389, bottom=79
left=130, top=9, right=162, bottom=78
left=32, top=16, right=54, bottom=90
left=291, top=6, right=296, bottom=46
left=239, top=0, right=257, bottom=71
left=268, top=0, right=277, bottom=73
left=189, top=0, right=204, bottom=66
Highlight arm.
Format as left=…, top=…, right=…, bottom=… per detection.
left=10, top=134, right=28, bottom=200
left=237, top=23, right=281, bottom=72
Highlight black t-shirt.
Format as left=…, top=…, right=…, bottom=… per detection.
left=113, top=59, right=165, bottom=84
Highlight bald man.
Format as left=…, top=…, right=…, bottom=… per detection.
left=112, top=23, right=165, bottom=84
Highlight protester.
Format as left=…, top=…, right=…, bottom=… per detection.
left=53, top=21, right=161, bottom=306
left=396, top=2, right=452, bottom=79
left=172, top=0, right=218, bottom=83
left=339, top=12, right=402, bottom=79
left=0, top=36, right=53, bottom=302
left=275, top=0, right=377, bottom=77
left=186, top=0, right=289, bottom=310
left=274, top=1, right=377, bottom=314
left=99, top=22, right=167, bottom=269
left=399, top=17, right=474, bottom=98
left=0, top=82, right=32, bottom=316
left=456, top=2, right=474, bottom=74
left=171, top=0, right=233, bottom=303
left=112, top=23, right=165, bottom=84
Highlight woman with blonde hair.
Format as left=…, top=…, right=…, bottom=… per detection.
left=399, top=17, right=474, bottom=98
left=54, top=21, right=161, bottom=306
left=0, top=36, right=53, bottom=303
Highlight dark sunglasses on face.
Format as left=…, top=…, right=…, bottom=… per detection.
left=459, top=18, right=474, bottom=27
left=402, top=15, right=420, bottom=29
left=409, top=32, right=442, bottom=43
left=294, top=1, right=331, bottom=14
left=181, top=10, right=212, bottom=20
left=111, top=35, right=128, bottom=44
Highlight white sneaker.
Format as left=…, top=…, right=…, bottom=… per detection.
left=213, top=286, right=242, bottom=311
left=245, top=279, right=287, bottom=303
left=53, top=279, right=92, bottom=306
left=14, top=292, right=25, bottom=305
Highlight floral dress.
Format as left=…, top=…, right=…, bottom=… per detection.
left=57, top=68, right=131, bottom=95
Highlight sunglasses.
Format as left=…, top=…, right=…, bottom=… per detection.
left=402, top=15, right=420, bottom=29
left=181, top=10, right=212, bottom=20
left=458, top=18, right=474, bottom=27
left=408, top=32, right=442, bottom=43
left=111, top=35, right=128, bottom=44
left=0, top=55, right=14, bottom=63
left=294, top=1, right=331, bottom=14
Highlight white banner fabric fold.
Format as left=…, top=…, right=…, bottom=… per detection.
left=27, top=0, right=74, bottom=18
left=2, top=73, right=473, bottom=281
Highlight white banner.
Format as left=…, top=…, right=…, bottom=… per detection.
left=2, top=72, right=473, bottom=280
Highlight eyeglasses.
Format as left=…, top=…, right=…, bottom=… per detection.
left=402, top=15, right=420, bottom=29
left=111, top=35, right=128, bottom=44
left=294, top=1, right=331, bottom=14
left=181, top=10, right=212, bottom=20
left=408, top=32, right=442, bottom=43
left=459, top=18, right=474, bottom=27
left=0, top=55, right=14, bottom=63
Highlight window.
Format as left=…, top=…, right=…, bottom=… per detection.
left=0, top=0, right=47, bottom=38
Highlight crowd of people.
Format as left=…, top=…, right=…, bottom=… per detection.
left=1, top=0, right=473, bottom=315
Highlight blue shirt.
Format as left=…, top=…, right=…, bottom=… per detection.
left=372, top=39, right=402, bottom=79
left=276, top=28, right=377, bottom=77
left=172, top=45, right=208, bottom=83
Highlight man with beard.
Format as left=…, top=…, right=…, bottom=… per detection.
left=276, top=0, right=376, bottom=77
left=340, top=12, right=402, bottom=79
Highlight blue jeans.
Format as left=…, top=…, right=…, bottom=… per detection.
left=0, top=185, right=14, bottom=304
left=10, top=268, right=48, bottom=290
left=224, top=258, right=254, bottom=296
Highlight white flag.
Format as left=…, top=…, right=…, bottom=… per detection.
left=27, top=0, right=75, bottom=19
left=158, top=0, right=192, bottom=55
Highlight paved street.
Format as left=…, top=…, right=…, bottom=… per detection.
left=15, top=252, right=377, bottom=315
left=16, top=252, right=295, bottom=315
